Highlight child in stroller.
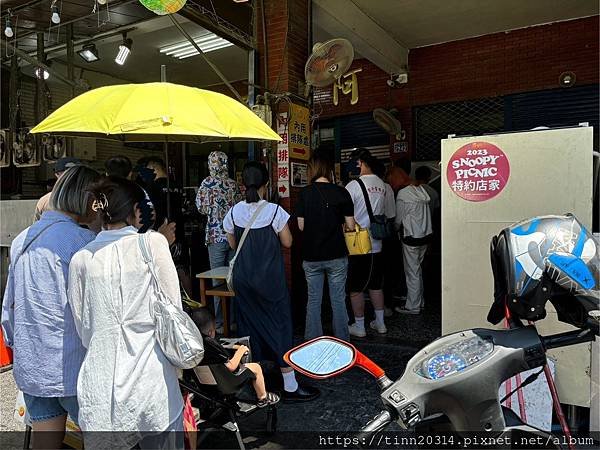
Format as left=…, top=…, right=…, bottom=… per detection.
left=190, top=308, right=280, bottom=408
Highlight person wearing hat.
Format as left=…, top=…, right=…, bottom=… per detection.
left=34, top=157, right=81, bottom=222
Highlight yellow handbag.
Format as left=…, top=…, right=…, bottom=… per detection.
left=344, top=225, right=372, bottom=256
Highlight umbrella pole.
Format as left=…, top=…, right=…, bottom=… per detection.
left=165, top=140, right=171, bottom=222
left=161, top=65, right=171, bottom=222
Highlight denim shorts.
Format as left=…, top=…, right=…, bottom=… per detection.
left=22, top=393, right=79, bottom=423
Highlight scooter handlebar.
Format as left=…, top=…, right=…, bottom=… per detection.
left=357, top=409, right=395, bottom=444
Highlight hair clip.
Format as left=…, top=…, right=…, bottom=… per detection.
left=92, top=193, right=109, bottom=212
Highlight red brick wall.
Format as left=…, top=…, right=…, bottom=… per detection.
left=315, top=16, right=599, bottom=158
left=258, top=0, right=309, bottom=293
left=257, top=0, right=309, bottom=95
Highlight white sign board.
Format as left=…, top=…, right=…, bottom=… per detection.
left=441, top=126, right=593, bottom=407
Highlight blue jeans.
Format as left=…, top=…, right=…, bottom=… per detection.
left=23, top=393, right=79, bottom=423
left=303, top=257, right=350, bottom=341
left=207, top=241, right=235, bottom=327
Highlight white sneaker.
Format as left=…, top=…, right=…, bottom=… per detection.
left=348, top=323, right=367, bottom=338
left=395, top=306, right=420, bottom=315
left=370, top=320, right=388, bottom=334
left=384, top=307, right=393, bottom=318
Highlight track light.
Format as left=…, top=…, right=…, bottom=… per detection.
left=35, top=59, right=51, bottom=80
left=115, top=37, right=133, bottom=65
left=78, top=43, right=99, bottom=62
left=51, top=4, right=61, bottom=24
left=4, top=15, right=14, bottom=38
left=35, top=67, right=50, bottom=80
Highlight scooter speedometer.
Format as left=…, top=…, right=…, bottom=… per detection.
left=427, top=354, right=467, bottom=379
left=415, top=335, right=494, bottom=380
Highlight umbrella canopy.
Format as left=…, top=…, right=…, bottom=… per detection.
left=31, top=82, right=281, bottom=143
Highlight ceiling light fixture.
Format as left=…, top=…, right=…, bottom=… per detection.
left=115, top=35, right=133, bottom=65
left=51, top=2, right=61, bottom=25
left=78, top=43, right=99, bottom=62
left=159, top=32, right=234, bottom=59
left=35, top=67, right=50, bottom=80
left=35, top=60, right=51, bottom=80
left=4, top=14, right=14, bottom=38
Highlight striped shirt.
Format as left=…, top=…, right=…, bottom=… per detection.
left=1, top=211, right=96, bottom=397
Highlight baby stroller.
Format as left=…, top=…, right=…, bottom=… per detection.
left=179, top=337, right=278, bottom=450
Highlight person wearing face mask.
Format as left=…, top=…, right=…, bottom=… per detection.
left=345, top=149, right=390, bottom=337
left=196, top=151, right=242, bottom=332
left=67, top=177, right=184, bottom=449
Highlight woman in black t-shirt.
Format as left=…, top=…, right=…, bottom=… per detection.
left=296, top=155, right=356, bottom=341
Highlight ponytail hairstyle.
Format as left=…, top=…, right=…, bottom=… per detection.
left=242, top=161, right=269, bottom=203
left=89, top=176, right=146, bottom=226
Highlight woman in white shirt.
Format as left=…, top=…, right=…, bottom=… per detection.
left=68, top=177, right=184, bottom=450
left=223, top=162, right=319, bottom=403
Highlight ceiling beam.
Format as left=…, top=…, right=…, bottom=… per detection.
left=5, top=0, right=140, bottom=42
left=313, top=0, right=408, bottom=74
left=0, top=0, right=49, bottom=19
left=178, top=4, right=254, bottom=50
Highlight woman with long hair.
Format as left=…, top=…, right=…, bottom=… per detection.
left=223, top=162, right=319, bottom=402
left=68, top=177, right=184, bottom=449
left=2, top=166, right=100, bottom=449
left=296, top=154, right=355, bottom=341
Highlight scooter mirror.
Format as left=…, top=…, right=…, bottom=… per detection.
left=285, top=337, right=356, bottom=379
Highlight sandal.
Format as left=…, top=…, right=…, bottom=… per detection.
left=257, top=392, right=280, bottom=408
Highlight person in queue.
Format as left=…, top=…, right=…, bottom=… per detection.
left=105, top=155, right=133, bottom=179
left=296, top=153, right=355, bottom=341
left=33, top=157, right=81, bottom=221
left=345, top=149, right=390, bottom=337
left=107, top=155, right=175, bottom=241
left=414, top=166, right=440, bottom=215
left=196, top=151, right=242, bottom=333
left=394, top=168, right=433, bottom=314
left=2, top=166, right=100, bottom=449
left=223, top=162, right=319, bottom=402
left=137, top=156, right=191, bottom=295
left=68, top=177, right=184, bottom=449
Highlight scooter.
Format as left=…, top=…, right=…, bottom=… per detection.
left=284, top=215, right=599, bottom=447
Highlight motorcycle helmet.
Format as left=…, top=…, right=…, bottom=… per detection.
left=488, top=215, right=599, bottom=330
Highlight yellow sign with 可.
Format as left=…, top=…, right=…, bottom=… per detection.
left=333, top=68, right=362, bottom=106
left=288, top=103, right=310, bottom=160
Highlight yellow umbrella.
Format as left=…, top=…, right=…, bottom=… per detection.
left=31, top=82, right=281, bottom=143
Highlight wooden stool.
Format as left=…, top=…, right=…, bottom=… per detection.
left=197, top=267, right=235, bottom=337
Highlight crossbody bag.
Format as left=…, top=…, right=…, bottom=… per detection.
left=356, top=178, right=395, bottom=240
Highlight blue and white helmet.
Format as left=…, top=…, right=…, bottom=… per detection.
left=489, top=215, right=599, bottom=327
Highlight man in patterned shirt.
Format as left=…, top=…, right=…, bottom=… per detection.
left=196, top=151, right=242, bottom=332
